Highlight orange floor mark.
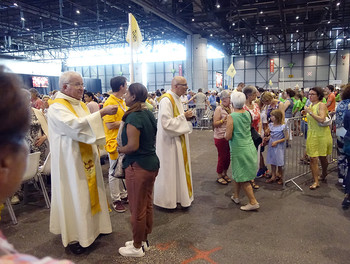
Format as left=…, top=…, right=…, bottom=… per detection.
left=181, top=245, right=222, bottom=264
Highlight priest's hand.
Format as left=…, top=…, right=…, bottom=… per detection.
left=184, top=110, right=194, bottom=120
left=100, top=105, right=118, bottom=117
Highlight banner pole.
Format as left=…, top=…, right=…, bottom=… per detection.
left=129, top=13, right=135, bottom=83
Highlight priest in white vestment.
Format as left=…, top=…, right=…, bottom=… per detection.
left=154, top=76, right=195, bottom=209
left=47, top=71, right=118, bottom=254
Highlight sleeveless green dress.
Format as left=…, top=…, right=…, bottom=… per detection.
left=306, top=102, right=332, bottom=157
left=229, top=111, right=257, bottom=182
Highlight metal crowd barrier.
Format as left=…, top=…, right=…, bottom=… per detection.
left=191, top=107, right=213, bottom=130
left=282, top=115, right=337, bottom=191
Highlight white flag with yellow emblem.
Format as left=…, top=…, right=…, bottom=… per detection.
left=126, top=13, right=142, bottom=50
left=226, top=63, right=236, bottom=78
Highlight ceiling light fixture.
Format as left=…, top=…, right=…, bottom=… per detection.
left=26, top=28, right=30, bottom=31
left=296, top=29, right=299, bottom=33
left=216, top=1, right=220, bottom=8
left=337, top=2, right=340, bottom=6
left=260, top=11, right=263, bottom=14
left=232, top=22, right=235, bottom=26
left=21, top=17, right=25, bottom=21
left=192, top=18, right=195, bottom=22
left=120, top=27, right=122, bottom=29
left=296, top=16, right=299, bottom=20
left=327, top=21, right=331, bottom=24
left=74, top=22, right=78, bottom=26
left=13, top=3, right=18, bottom=7
left=265, top=26, right=268, bottom=30
left=76, top=10, right=80, bottom=14
left=321, top=33, right=324, bottom=36
left=210, top=33, right=213, bottom=37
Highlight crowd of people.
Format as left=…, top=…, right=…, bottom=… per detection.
left=1, top=64, right=350, bottom=262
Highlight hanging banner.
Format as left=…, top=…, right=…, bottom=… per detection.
left=178, top=64, right=183, bottom=76
left=270, top=59, right=274, bottom=73
left=216, top=72, right=223, bottom=88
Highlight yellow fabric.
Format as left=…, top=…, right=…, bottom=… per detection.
left=0, top=203, right=4, bottom=221
left=52, top=98, right=101, bottom=216
left=306, top=102, right=332, bottom=157
left=226, top=63, right=236, bottom=78
left=102, top=94, right=127, bottom=160
left=126, top=13, right=143, bottom=50
left=160, top=93, right=193, bottom=198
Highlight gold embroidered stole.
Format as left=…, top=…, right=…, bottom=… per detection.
left=160, top=93, right=193, bottom=198
left=52, top=98, right=101, bottom=216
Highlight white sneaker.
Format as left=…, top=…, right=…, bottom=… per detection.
left=230, top=195, right=240, bottom=204
left=240, top=203, right=260, bottom=211
left=119, top=245, right=145, bottom=257
left=125, top=240, right=150, bottom=251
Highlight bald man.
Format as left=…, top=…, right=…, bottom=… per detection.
left=154, top=76, right=194, bottom=209
left=48, top=71, right=118, bottom=254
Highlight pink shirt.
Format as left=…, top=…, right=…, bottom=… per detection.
left=86, top=101, right=100, bottom=113
left=214, top=105, right=232, bottom=139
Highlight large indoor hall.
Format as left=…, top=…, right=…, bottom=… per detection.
left=1, top=0, right=350, bottom=263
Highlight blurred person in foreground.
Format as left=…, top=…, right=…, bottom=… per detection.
left=335, top=84, right=350, bottom=186
left=0, top=66, right=72, bottom=263
left=117, top=83, right=159, bottom=257
left=48, top=71, right=118, bottom=254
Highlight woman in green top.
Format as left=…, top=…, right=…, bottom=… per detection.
left=118, top=83, right=159, bottom=257
left=303, top=87, right=332, bottom=190
left=225, top=92, right=259, bottom=211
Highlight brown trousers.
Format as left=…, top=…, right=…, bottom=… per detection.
left=125, top=162, right=158, bottom=245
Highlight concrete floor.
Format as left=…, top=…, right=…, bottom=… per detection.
left=1, top=129, right=350, bottom=264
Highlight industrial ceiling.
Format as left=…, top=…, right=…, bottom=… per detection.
left=0, top=0, right=349, bottom=61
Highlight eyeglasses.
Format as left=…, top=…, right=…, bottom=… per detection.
left=66, top=82, right=85, bottom=88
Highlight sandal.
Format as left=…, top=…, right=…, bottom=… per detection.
left=250, top=180, right=260, bottom=189
left=223, top=175, right=232, bottom=183
left=216, top=177, right=228, bottom=185
left=309, top=183, right=320, bottom=190
left=277, top=179, right=283, bottom=185
left=266, top=178, right=276, bottom=183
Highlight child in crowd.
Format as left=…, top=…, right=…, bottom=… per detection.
left=292, top=93, right=303, bottom=136
left=265, top=109, right=289, bottom=184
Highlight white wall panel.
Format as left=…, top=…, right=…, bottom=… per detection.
left=304, top=67, right=316, bottom=81
left=318, top=53, right=329, bottom=65
left=245, top=69, right=256, bottom=83
left=234, top=57, right=245, bottom=69
left=245, top=57, right=255, bottom=69
left=305, top=53, right=317, bottom=66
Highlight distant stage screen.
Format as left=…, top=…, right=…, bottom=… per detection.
left=216, top=72, right=222, bottom=88
left=32, top=76, right=49, bottom=88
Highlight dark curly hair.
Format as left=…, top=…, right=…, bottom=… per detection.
left=285, top=88, right=296, bottom=98
left=310, top=87, right=324, bottom=101
left=0, top=66, right=30, bottom=149
left=341, top=83, right=350, bottom=100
